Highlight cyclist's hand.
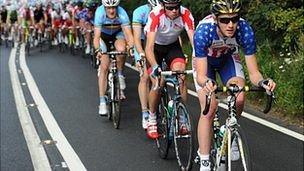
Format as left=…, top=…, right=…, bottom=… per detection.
left=203, top=79, right=217, bottom=94
left=128, top=46, right=135, bottom=57
left=136, top=53, right=145, bottom=68
left=258, top=78, right=276, bottom=92
left=151, top=64, right=161, bottom=78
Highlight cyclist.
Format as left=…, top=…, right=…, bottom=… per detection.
left=193, top=0, right=276, bottom=170
left=0, top=5, right=8, bottom=40
left=144, top=0, right=195, bottom=138
left=94, top=0, right=134, bottom=116
left=51, top=3, right=62, bottom=46
left=20, top=4, right=35, bottom=43
left=132, top=0, right=159, bottom=129
left=33, top=2, right=45, bottom=46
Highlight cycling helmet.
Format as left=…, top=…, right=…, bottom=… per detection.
left=211, top=0, right=241, bottom=16
left=102, top=0, right=120, bottom=7
left=148, top=0, right=159, bottom=7
left=159, top=0, right=181, bottom=4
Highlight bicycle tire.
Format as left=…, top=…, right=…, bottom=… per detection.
left=229, top=126, right=252, bottom=171
left=112, top=75, right=121, bottom=129
left=173, top=102, right=194, bottom=171
left=26, top=41, right=30, bottom=55
left=156, top=92, right=170, bottom=159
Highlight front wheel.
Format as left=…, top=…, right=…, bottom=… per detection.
left=229, top=127, right=252, bottom=171
left=173, top=102, right=194, bottom=171
left=112, top=75, right=121, bottom=129
left=156, top=95, right=170, bottom=159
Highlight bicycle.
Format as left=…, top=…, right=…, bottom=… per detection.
left=154, top=69, right=194, bottom=171
left=68, top=26, right=76, bottom=55
left=25, top=26, right=34, bottom=55
left=195, top=83, right=275, bottom=171
left=97, top=43, right=127, bottom=129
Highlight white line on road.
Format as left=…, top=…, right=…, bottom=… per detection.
left=125, top=62, right=304, bottom=141
left=9, top=47, right=51, bottom=171
left=19, top=44, right=87, bottom=171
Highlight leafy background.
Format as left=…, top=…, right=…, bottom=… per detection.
left=121, top=0, right=304, bottom=120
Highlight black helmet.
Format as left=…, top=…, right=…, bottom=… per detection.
left=211, top=0, right=241, bottom=16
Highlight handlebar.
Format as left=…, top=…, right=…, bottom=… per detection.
left=96, top=51, right=127, bottom=66
left=152, top=70, right=193, bottom=91
left=202, top=84, right=275, bottom=115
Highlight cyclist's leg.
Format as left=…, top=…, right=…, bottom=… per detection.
left=193, top=60, right=218, bottom=170
left=84, top=21, right=92, bottom=54
left=114, top=35, right=127, bottom=90
left=167, top=41, right=187, bottom=101
left=219, top=54, right=245, bottom=117
left=98, top=39, right=110, bottom=115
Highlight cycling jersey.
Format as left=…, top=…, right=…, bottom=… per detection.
left=33, top=8, right=44, bottom=23
left=75, top=8, right=88, bottom=20
left=194, top=14, right=256, bottom=59
left=132, top=4, right=151, bottom=40
left=144, top=5, right=194, bottom=45
left=94, top=5, right=130, bottom=35
left=193, top=15, right=257, bottom=87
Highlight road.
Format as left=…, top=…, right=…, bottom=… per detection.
left=1, top=44, right=303, bottom=171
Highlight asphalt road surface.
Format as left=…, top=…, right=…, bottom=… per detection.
left=1, top=44, right=303, bottom=171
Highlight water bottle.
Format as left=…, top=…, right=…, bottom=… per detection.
left=167, top=100, right=174, bottom=117
left=167, top=100, right=174, bottom=140
left=219, top=125, right=226, bottom=138
left=108, top=72, right=113, bottom=87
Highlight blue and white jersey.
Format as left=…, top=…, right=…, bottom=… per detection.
left=132, top=4, right=151, bottom=40
left=94, top=5, right=130, bottom=35
left=194, top=15, right=256, bottom=59
left=76, top=8, right=89, bottom=20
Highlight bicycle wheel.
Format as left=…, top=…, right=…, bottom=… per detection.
left=173, top=102, right=194, bottom=170
left=156, top=93, right=170, bottom=159
left=229, top=126, right=252, bottom=171
left=112, top=75, right=121, bottom=129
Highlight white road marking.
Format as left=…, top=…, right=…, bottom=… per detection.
left=19, top=44, right=87, bottom=170
left=9, top=47, right=52, bottom=171
left=125, top=62, right=304, bottom=141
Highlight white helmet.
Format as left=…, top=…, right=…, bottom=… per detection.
left=102, top=0, right=120, bottom=7
left=148, top=0, right=159, bottom=7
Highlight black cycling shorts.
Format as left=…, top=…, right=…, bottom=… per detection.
left=154, top=41, right=185, bottom=69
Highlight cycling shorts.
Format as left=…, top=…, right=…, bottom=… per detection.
left=193, top=54, right=245, bottom=91
left=99, top=30, right=125, bottom=52
left=154, top=41, right=185, bottom=69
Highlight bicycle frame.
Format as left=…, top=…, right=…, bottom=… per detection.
left=155, top=70, right=194, bottom=170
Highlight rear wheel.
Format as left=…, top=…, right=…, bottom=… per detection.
left=156, top=94, right=170, bottom=159
left=173, top=102, right=194, bottom=170
left=112, top=75, right=121, bottom=129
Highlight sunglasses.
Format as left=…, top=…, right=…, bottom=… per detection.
left=218, top=16, right=240, bottom=24
left=165, top=5, right=180, bottom=11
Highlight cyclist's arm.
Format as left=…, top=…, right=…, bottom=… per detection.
left=93, top=26, right=101, bottom=51
left=244, top=54, right=264, bottom=86
left=187, top=30, right=194, bottom=48
left=132, top=24, right=144, bottom=55
left=122, top=25, right=134, bottom=48
left=145, top=31, right=158, bottom=67
left=30, top=11, right=35, bottom=26
left=196, top=57, right=209, bottom=87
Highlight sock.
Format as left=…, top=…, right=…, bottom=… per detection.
left=118, top=70, right=123, bottom=76
left=99, top=96, right=106, bottom=104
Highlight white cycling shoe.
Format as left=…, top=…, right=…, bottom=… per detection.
left=231, top=137, right=240, bottom=161
left=98, top=102, right=108, bottom=116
